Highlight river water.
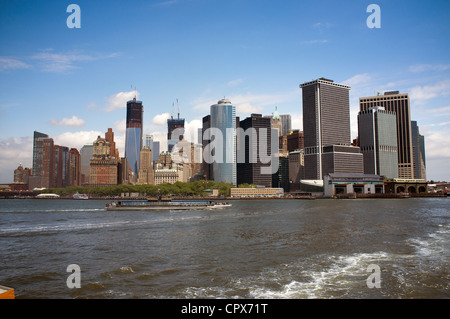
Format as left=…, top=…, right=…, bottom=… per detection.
left=0, top=198, right=448, bottom=299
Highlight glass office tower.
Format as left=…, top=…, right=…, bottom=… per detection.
left=210, top=98, right=236, bottom=186
left=125, top=98, right=143, bottom=182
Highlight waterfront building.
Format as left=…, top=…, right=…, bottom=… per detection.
left=272, top=154, right=289, bottom=192
left=300, top=78, right=363, bottom=180
left=230, top=187, right=284, bottom=198
left=280, top=114, right=292, bottom=136
left=323, top=173, right=385, bottom=197
left=89, top=135, right=118, bottom=186
left=13, top=164, right=31, bottom=189
left=53, top=145, right=70, bottom=188
left=411, top=121, right=426, bottom=180
left=358, top=106, right=398, bottom=179
left=237, top=113, right=272, bottom=187
left=154, top=168, right=179, bottom=185
left=30, top=131, right=54, bottom=189
left=125, top=97, right=143, bottom=181
left=359, top=91, right=414, bottom=179
left=210, top=98, right=237, bottom=186
left=80, top=143, right=93, bottom=185
left=29, top=131, right=54, bottom=189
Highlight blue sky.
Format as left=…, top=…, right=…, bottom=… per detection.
left=1, top=0, right=450, bottom=182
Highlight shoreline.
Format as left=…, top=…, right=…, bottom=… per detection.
left=0, top=193, right=447, bottom=200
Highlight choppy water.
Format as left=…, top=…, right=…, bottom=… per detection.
left=0, top=198, right=448, bottom=299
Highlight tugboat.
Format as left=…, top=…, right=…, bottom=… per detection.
left=106, top=197, right=231, bottom=211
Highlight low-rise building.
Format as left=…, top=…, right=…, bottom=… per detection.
left=230, top=187, right=284, bottom=198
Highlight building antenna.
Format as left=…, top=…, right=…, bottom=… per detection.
left=177, top=98, right=180, bottom=119
left=171, top=102, right=174, bottom=119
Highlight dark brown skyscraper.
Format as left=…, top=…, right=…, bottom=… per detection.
left=300, top=78, right=363, bottom=180
left=359, top=91, right=414, bottom=179
left=237, top=113, right=272, bottom=187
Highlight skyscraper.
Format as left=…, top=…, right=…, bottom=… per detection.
left=167, top=101, right=185, bottom=153
left=280, top=114, right=292, bottom=136
left=89, top=135, right=118, bottom=186
left=359, top=91, right=414, bottom=179
left=411, top=121, right=426, bottom=180
left=80, top=143, right=93, bottom=185
left=358, top=106, right=398, bottom=179
left=125, top=97, right=143, bottom=182
left=210, top=98, right=236, bottom=186
left=69, top=148, right=81, bottom=187
left=30, top=131, right=54, bottom=189
left=237, top=113, right=272, bottom=187
left=137, top=146, right=154, bottom=185
left=300, top=78, right=363, bottom=180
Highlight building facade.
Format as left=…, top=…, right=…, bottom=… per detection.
left=30, top=131, right=54, bottom=189
left=137, top=146, right=154, bottom=185
left=89, top=135, right=118, bottom=186
left=280, top=114, right=292, bottom=136
left=359, top=91, right=414, bottom=179
left=300, top=78, right=363, bottom=180
left=125, top=98, right=143, bottom=181
left=69, top=148, right=81, bottom=187
left=237, top=113, right=272, bottom=187
left=210, top=98, right=237, bottom=186
left=80, top=143, right=93, bottom=185
left=289, top=149, right=304, bottom=183
left=411, top=121, right=426, bottom=180
left=358, top=106, right=398, bottom=179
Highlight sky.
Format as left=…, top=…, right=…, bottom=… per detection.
left=1, top=0, right=450, bottom=182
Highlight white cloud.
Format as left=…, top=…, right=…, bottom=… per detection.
left=114, top=118, right=126, bottom=133
left=300, top=39, right=329, bottom=45
left=342, top=73, right=372, bottom=88
left=105, top=90, right=139, bottom=112
left=227, top=78, right=244, bottom=86
left=0, top=57, right=31, bottom=71
left=0, top=136, right=33, bottom=182
left=409, top=80, right=450, bottom=104
left=50, top=115, right=85, bottom=127
left=53, top=131, right=103, bottom=150
left=152, top=113, right=171, bottom=126
left=31, top=49, right=119, bottom=73
left=409, top=64, right=450, bottom=73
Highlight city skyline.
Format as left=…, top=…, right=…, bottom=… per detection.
left=1, top=0, right=450, bottom=182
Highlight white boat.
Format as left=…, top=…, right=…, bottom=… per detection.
left=73, top=192, right=89, bottom=200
